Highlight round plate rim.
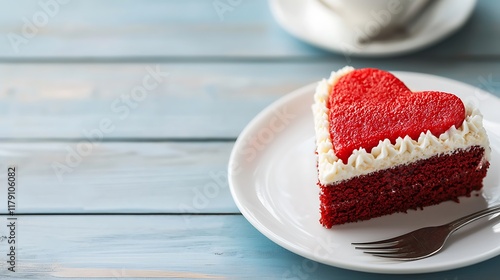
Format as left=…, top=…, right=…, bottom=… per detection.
left=228, top=71, right=500, bottom=274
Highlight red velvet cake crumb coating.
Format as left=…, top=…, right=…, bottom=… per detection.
left=328, top=68, right=466, bottom=163
left=319, top=146, right=489, bottom=228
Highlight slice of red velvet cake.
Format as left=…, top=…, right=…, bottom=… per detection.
left=313, top=67, right=490, bottom=228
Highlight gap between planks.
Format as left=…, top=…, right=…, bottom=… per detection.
left=1, top=55, right=500, bottom=64
left=0, top=213, right=242, bottom=216
left=0, top=137, right=237, bottom=143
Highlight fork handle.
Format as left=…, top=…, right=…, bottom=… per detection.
left=446, top=204, right=500, bottom=232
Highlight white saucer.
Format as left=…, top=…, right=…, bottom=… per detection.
left=269, top=0, right=477, bottom=57
left=228, top=71, right=500, bottom=273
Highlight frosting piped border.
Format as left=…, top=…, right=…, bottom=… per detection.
left=313, top=67, right=491, bottom=185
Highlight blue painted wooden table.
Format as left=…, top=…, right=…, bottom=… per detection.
left=0, top=0, right=500, bottom=279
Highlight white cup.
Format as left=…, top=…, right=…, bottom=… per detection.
left=318, top=0, right=430, bottom=40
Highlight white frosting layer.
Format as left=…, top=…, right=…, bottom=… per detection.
left=313, top=66, right=491, bottom=185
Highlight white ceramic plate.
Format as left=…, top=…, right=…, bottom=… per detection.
left=269, top=0, right=476, bottom=57
left=228, top=71, right=500, bottom=274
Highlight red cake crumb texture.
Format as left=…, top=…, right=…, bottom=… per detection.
left=328, top=68, right=466, bottom=163
left=319, top=146, right=489, bottom=228
left=316, top=68, right=490, bottom=228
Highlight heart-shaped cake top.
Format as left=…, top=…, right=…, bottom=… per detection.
left=328, top=68, right=465, bottom=163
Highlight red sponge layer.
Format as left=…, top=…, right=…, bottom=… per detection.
left=319, top=146, right=489, bottom=228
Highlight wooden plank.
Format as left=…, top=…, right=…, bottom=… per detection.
left=0, top=0, right=321, bottom=58
left=0, top=62, right=302, bottom=139
left=0, top=215, right=498, bottom=279
left=1, top=60, right=500, bottom=139
left=0, top=0, right=499, bottom=59
left=0, top=142, right=236, bottom=214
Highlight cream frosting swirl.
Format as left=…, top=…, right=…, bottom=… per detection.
left=313, top=66, right=491, bottom=185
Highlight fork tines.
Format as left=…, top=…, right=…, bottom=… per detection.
left=351, top=232, right=425, bottom=260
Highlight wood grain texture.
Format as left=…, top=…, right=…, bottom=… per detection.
left=0, top=0, right=499, bottom=59
left=0, top=0, right=320, bottom=58
left=1, top=60, right=499, bottom=139
left=0, top=1, right=499, bottom=278
left=0, top=142, right=236, bottom=214
left=0, top=215, right=499, bottom=279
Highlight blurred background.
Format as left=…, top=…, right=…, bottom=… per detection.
left=0, top=0, right=499, bottom=139
left=1, top=0, right=500, bottom=279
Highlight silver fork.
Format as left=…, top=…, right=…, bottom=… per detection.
left=352, top=204, right=500, bottom=261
